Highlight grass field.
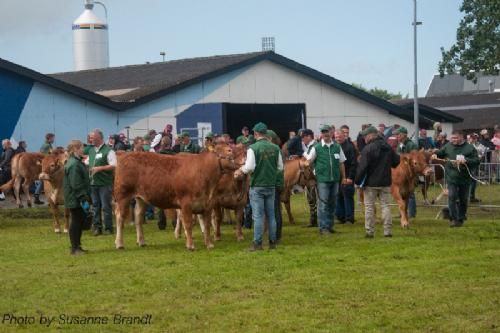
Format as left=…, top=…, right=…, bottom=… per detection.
left=0, top=192, right=499, bottom=333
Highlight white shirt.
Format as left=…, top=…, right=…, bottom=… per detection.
left=150, top=133, right=163, bottom=150
left=241, top=146, right=284, bottom=174
left=303, top=139, right=346, bottom=163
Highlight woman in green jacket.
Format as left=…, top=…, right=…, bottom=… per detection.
left=63, top=140, right=91, bottom=255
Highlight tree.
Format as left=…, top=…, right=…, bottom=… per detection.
left=351, top=83, right=408, bottom=100
left=439, top=0, right=500, bottom=82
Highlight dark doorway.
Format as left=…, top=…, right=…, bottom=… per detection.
left=223, top=103, right=306, bottom=145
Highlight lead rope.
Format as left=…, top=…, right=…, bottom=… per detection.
left=434, top=158, right=487, bottom=185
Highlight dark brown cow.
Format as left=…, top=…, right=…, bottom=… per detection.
left=391, top=150, right=432, bottom=228
left=0, top=152, right=44, bottom=208
left=38, top=151, right=70, bottom=233
left=113, top=143, right=243, bottom=250
left=280, top=157, right=314, bottom=224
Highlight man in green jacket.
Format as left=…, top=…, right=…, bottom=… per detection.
left=235, top=122, right=284, bottom=251
left=304, top=125, right=346, bottom=235
left=396, top=126, right=418, bottom=218
left=64, top=140, right=90, bottom=255
left=88, top=129, right=117, bottom=235
left=179, top=132, right=201, bottom=154
left=432, top=130, right=480, bottom=227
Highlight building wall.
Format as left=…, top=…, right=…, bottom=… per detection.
left=11, top=82, right=118, bottom=151
left=120, top=60, right=416, bottom=139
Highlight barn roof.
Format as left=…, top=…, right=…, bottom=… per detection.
left=0, top=57, right=120, bottom=110
left=2, top=51, right=461, bottom=124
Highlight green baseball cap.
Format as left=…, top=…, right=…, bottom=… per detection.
left=320, top=125, right=331, bottom=132
left=395, top=127, right=408, bottom=134
left=205, top=132, right=214, bottom=139
left=252, top=122, right=268, bottom=134
left=266, top=129, right=278, bottom=140
left=361, top=126, right=378, bottom=136
left=180, top=131, right=190, bottom=138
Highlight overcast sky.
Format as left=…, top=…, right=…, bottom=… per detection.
left=0, top=0, right=463, bottom=97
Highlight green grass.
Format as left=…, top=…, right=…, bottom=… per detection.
left=0, top=192, right=499, bottom=333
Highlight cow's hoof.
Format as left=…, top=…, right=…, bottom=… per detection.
left=206, top=243, right=215, bottom=250
left=237, top=236, right=244, bottom=242
left=136, top=242, right=146, bottom=247
left=116, top=246, right=125, bottom=250
left=54, top=228, right=61, bottom=233
left=186, top=247, right=195, bottom=252
left=214, top=236, right=222, bottom=241
left=18, top=204, right=24, bottom=209
left=27, top=202, right=32, bottom=208
left=63, top=229, right=69, bottom=233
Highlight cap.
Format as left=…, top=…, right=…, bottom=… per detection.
left=320, top=125, right=331, bottom=132
left=205, top=132, right=214, bottom=139
left=143, top=134, right=151, bottom=140
left=252, top=122, right=268, bottom=134
left=180, top=131, right=190, bottom=138
left=362, top=126, right=378, bottom=136
left=395, top=127, right=408, bottom=134
left=302, top=129, right=314, bottom=137
left=266, top=129, right=278, bottom=140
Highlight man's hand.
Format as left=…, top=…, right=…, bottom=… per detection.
left=90, top=166, right=101, bottom=175
left=430, top=154, right=437, bottom=160
left=342, top=178, right=353, bottom=185
left=234, top=168, right=244, bottom=179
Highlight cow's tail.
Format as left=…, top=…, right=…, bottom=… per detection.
left=0, top=179, right=14, bottom=193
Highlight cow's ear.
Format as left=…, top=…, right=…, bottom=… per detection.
left=419, top=148, right=424, bottom=152
left=401, top=155, right=409, bottom=164
left=36, top=160, right=42, bottom=166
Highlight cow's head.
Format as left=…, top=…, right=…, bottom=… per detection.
left=408, top=150, right=432, bottom=176
left=39, top=152, right=67, bottom=181
left=214, top=142, right=242, bottom=171
left=298, top=158, right=315, bottom=185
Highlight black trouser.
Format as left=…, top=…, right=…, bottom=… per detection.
left=69, top=207, right=85, bottom=250
left=306, top=184, right=318, bottom=225
left=275, top=187, right=283, bottom=241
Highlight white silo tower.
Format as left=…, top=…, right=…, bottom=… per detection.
left=73, top=0, right=109, bottom=71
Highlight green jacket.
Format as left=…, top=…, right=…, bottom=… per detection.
left=88, top=144, right=114, bottom=186
left=40, top=141, right=53, bottom=155
left=312, top=141, right=341, bottom=183
left=397, top=138, right=418, bottom=154
left=83, top=144, right=94, bottom=156
left=180, top=141, right=200, bottom=154
left=249, top=139, right=280, bottom=187
left=63, top=155, right=90, bottom=209
left=436, top=141, right=480, bottom=185
left=236, top=134, right=255, bottom=145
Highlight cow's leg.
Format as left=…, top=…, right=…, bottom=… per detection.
left=174, top=209, right=183, bottom=239
left=63, top=208, right=70, bottom=233
left=284, top=200, right=295, bottom=224
left=114, top=199, right=129, bottom=249
left=14, top=177, right=23, bottom=208
left=235, top=208, right=244, bottom=241
left=22, top=179, right=33, bottom=208
left=48, top=199, right=62, bottom=233
left=180, top=206, right=195, bottom=250
left=213, top=207, right=222, bottom=241
left=201, top=210, right=214, bottom=249
left=401, top=196, right=410, bottom=228
left=197, top=214, right=205, bottom=234
left=134, top=197, right=146, bottom=247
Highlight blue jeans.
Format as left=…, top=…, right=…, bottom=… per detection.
left=90, top=186, right=113, bottom=232
left=317, top=182, right=339, bottom=231
left=408, top=192, right=416, bottom=218
left=34, top=180, right=43, bottom=195
left=448, top=183, right=471, bottom=223
left=335, top=183, right=355, bottom=221
left=250, top=187, right=276, bottom=244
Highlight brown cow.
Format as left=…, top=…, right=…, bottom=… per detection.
left=0, top=152, right=45, bottom=208
left=113, top=143, right=243, bottom=250
left=38, top=151, right=70, bottom=233
left=280, top=157, right=314, bottom=224
left=391, top=150, right=432, bottom=228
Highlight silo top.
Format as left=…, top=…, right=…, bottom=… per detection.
left=72, top=9, right=107, bottom=30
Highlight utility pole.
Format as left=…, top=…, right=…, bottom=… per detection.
left=412, top=0, right=422, bottom=144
